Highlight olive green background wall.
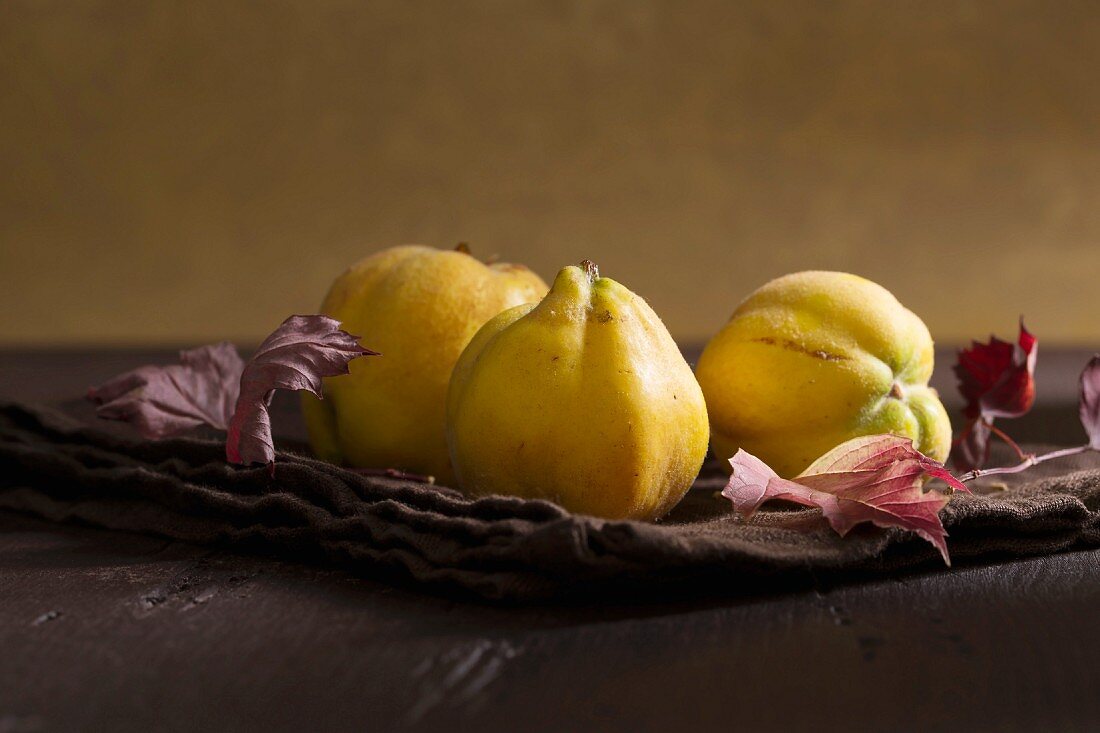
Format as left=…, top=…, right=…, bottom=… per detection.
left=2, top=0, right=1099, bottom=347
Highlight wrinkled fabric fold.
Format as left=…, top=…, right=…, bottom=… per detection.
left=2, top=401, right=1099, bottom=601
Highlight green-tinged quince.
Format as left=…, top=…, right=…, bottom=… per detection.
left=696, top=271, right=951, bottom=478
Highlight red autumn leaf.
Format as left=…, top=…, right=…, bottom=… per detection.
left=954, top=418, right=992, bottom=473
left=955, top=319, right=1037, bottom=420
left=723, top=435, right=967, bottom=564
left=225, top=315, right=377, bottom=470
left=88, top=343, right=245, bottom=438
left=1080, top=355, right=1100, bottom=450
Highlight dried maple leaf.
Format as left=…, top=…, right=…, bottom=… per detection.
left=955, top=319, right=1037, bottom=420
left=225, top=315, right=377, bottom=470
left=723, top=435, right=967, bottom=564
left=1080, top=355, right=1100, bottom=450
left=88, top=343, right=245, bottom=438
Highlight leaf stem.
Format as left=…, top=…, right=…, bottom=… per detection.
left=958, top=444, right=1093, bottom=483
left=952, top=417, right=974, bottom=447
left=987, top=422, right=1029, bottom=461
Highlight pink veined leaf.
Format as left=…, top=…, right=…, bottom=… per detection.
left=799, top=434, right=968, bottom=492
left=87, top=343, right=245, bottom=438
left=722, top=435, right=966, bottom=565
left=225, top=315, right=377, bottom=471
left=1080, top=355, right=1100, bottom=450
left=954, top=319, right=1037, bottom=420
left=799, top=434, right=917, bottom=473
left=721, top=449, right=838, bottom=520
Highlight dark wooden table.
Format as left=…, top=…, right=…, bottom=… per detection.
left=2, top=349, right=1099, bottom=733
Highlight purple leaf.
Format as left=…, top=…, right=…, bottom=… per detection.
left=723, top=435, right=965, bottom=564
left=225, top=315, right=377, bottom=470
left=1080, top=355, right=1100, bottom=450
left=88, top=343, right=245, bottom=438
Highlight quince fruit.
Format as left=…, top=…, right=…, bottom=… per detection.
left=302, top=244, right=547, bottom=484
left=446, top=261, right=709, bottom=520
left=696, top=271, right=951, bottom=478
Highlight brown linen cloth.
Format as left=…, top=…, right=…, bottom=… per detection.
left=2, top=401, right=1099, bottom=601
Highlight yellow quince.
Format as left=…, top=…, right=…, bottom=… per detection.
left=696, top=271, right=951, bottom=478
left=446, top=261, right=710, bottom=520
left=302, top=244, right=547, bottom=485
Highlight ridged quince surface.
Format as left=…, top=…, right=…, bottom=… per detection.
left=302, top=245, right=547, bottom=485
left=696, top=271, right=951, bottom=478
left=446, top=262, right=709, bottom=521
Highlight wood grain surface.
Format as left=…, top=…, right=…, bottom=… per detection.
left=2, top=349, right=1099, bottom=732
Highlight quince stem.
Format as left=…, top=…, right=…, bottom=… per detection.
left=580, top=260, right=600, bottom=282
left=455, top=242, right=500, bottom=264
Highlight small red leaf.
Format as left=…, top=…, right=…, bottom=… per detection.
left=225, top=315, right=377, bottom=470
left=723, top=435, right=964, bottom=564
left=87, top=343, right=245, bottom=438
left=954, top=319, right=1037, bottom=420
left=953, top=418, right=992, bottom=473
left=1080, top=355, right=1100, bottom=450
